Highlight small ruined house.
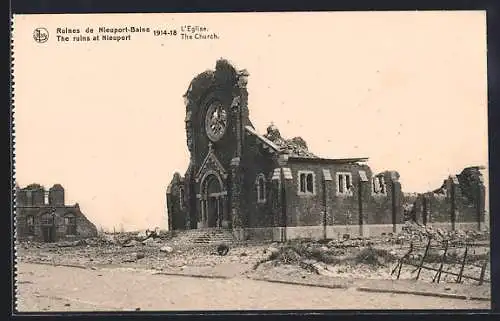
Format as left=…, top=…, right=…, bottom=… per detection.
left=166, top=59, right=485, bottom=241
left=15, top=183, right=98, bottom=242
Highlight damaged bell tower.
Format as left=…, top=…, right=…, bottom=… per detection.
left=168, top=59, right=252, bottom=232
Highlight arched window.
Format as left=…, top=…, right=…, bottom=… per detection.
left=256, top=174, right=266, bottom=203
left=26, top=215, right=35, bottom=235
left=372, top=175, right=387, bottom=195
left=298, top=171, right=316, bottom=195
left=379, top=176, right=386, bottom=194
left=336, top=172, right=353, bottom=196
left=64, top=214, right=77, bottom=235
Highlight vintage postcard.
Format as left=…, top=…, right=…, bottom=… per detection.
left=12, top=11, right=490, bottom=312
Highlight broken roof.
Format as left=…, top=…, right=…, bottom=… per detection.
left=244, top=126, right=280, bottom=152
left=245, top=124, right=318, bottom=158
left=288, top=156, right=369, bottom=164
left=245, top=123, right=368, bottom=163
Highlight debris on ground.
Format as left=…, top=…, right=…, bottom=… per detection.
left=122, top=240, right=141, bottom=248
left=16, top=225, right=490, bottom=286
left=354, top=246, right=397, bottom=267
left=160, top=246, right=173, bottom=254
left=217, top=243, right=230, bottom=256
left=397, top=221, right=488, bottom=244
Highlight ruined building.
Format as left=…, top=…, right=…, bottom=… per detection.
left=15, top=184, right=98, bottom=242
left=166, top=59, right=486, bottom=241
left=406, top=166, right=487, bottom=231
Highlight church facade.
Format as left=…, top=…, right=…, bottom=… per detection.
left=166, top=59, right=485, bottom=241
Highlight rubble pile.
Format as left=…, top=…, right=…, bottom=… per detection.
left=353, top=246, right=398, bottom=267
left=325, top=238, right=374, bottom=248
left=263, top=124, right=318, bottom=158
left=256, top=239, right=397, bottom=273
left=17, top=224, right=489, bottom=285
left=397, top=221, right=489, bottom=245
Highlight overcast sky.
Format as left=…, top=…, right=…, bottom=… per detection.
left=13, top=11, right=488, bottom=231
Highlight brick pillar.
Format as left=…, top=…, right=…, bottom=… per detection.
left=422, top=194, right=431, bottom=225
left=358, top=170, right=370, bottom=237
left=230, top=157, right=243, bottom=239
left=450, top=178, right=457, bottom=230
left=391, top=180, right=402, bottom=233
left=166, top=192, right=173, bottom=230
left=184, top=188, right=191, bottom=230
left=220, top=194, right=230, bottom=228
left=322, top=169, right=333, bottom=239
left=271, top=168, right=282, bottom=227
left=358, top=181, right=366, bottom=237
left=184, top=171, right=195, bottom=230
left=324, top=181, right=333, bottom=226
left=477, top=184, right=486, bottom=230
left=270, top=168, right=284, bottom=242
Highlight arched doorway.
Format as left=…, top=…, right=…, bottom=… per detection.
left=200, top=172, right=227, bottom=228
left=40, top=212, right=56, bottom=242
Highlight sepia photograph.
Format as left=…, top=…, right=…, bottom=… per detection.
left=12, top=11, right=490, bottom=312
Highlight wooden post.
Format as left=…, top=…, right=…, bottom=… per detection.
left=392, top=242, right=413, bottom=279
left=433, top=240, right=448, bottom=283
left=456, top=245, right=468, bottom=283
left=397, top=258, right=404, bottom=279
left=416, top=237, right=432, bottom=280
left=479, top=260, right=488, bottom=285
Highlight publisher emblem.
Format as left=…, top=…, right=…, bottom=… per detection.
left=33, top=28, right=49, bottom=43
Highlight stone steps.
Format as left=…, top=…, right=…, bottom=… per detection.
left=176, top=228, right=235, bottom=245
left=193, top=231, right=235, bottom=245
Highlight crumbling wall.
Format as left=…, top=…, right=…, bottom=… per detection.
left=402, top=193, right=419, bottom=221
left=360, top=170, right=404, bottom=236
left=16, top=184, right=98, bottom=242
left=49, top=184, right=65, bottom=206
left=408, top=166, right=486, bottom=231
left=166, top=172, right=187, bottom=230
left=72, top=205, right=98, bottom=238
left=17, top=183, right=45, bottom=206
left=263, top=124, right=317, bottom=158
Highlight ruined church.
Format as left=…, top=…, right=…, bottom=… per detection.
left=166, top=59, right=486, bottom=241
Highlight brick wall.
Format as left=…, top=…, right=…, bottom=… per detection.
left=16, top=184, right=98, bottom=242
left=240, top=137, right=276, bottom=228
left=408, top=168, right=486, bottom=230
left=282, top=162, right=402, bottom=232
left=16, top=205, right=97, bottom=242
left=166, top=173, right=187, bottom=230
left=49, top=184, right=65, bottom=206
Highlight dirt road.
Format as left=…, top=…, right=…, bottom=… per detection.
left=15, top=263, right=489, bottom=312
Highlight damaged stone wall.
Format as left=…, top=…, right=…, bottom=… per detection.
left=408, top=166, right=486, bottom=231
left=167, top=59, right=486, bottom=240
left=181, top=59, right=251, bottom=232
left=280, top=162, right=404, bottom=239
left=240, top=134, right=277, bottom=230
left=166, top=172, right=187, bottom=230
left=363, top=171, right=404, bottom=229
left=15, top=184, right=98, bottom=242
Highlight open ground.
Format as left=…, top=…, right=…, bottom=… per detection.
left=15, top=222, right=491, bottom=311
